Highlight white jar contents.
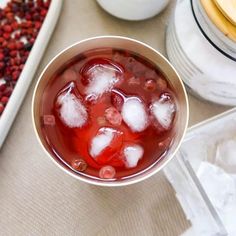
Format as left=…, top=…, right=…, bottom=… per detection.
left=166, top=0, right=236, bottom=106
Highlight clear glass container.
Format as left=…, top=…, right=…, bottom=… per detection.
left=164, top=108, right=236, bottom=236
left=166, top=0, right=236, bottom=106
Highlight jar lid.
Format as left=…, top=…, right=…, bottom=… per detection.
left=191, top=0, right=236, bottom=61
left=214, top=0, right=236, bottom=26
left=201, top=0, right=236, bottom=42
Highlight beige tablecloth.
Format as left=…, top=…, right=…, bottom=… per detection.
left=0, top=1, right=228, bottom=235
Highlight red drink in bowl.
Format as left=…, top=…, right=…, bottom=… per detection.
left=40, top=48, right=177, bottom=180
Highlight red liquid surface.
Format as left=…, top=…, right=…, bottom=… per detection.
left=40, top=48, right=177, bottom=180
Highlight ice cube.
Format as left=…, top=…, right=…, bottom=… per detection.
left=124, top=144, right=144, bottom=168
left=90, top=127, right=116, bottom=158
left=150, top=93, right=176, bottom=130
left=121, top=97, right=148, bottom=132
left=81, top=58, right=123, bottom=99
left=56, top=84, right=88, bottom=128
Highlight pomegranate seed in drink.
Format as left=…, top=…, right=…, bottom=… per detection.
left=72, top=159, right=87, bottom=172
left=144, top=79, right=157, bottom=91
left=40, top=48, right=178, bottom=179
left=105, top=107, right=122, bottom=126
left=43, top=115, right=55, bottom=126
left=99, top=166, right=116, bottom=179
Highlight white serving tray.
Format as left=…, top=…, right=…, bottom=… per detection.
left=0, top=0, right=63, bottom=148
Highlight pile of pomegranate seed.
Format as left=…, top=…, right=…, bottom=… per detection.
left=0, top=0, right=51, bottom=116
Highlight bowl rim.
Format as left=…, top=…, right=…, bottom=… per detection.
left=32, top=35, right=189, bottom=187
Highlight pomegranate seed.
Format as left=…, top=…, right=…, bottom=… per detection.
left=0, top=84, right=6, bottom=92
left=144, top=79, right=157, bottom=91
left=0, top=104, right=4, bottom=115
left=40, top=9, right=47, bottom=17
left=71, top=159, right=87, bottom=172
left=44, top=1, right=50, bottom=9
left=105, top=107, right=122, bottom=126
left=19, top=64, right=24, bottom=70
left=12, top=70, right=20, bottom=80
left=10, top=50, right=17, bottom=57
left=1, top=96, right=9, bottom=105
left=3, top=33, right=10, bottom=39
left=29, top=38, right=35, bottom=44
left=11, top=22, right=18, bottom=30
left=16, top=42, right=23, bottom=50
left=43, top=115, right=55, bottom=126
left=3, top=25, right=12, bottom=32
left=25, top=14, right=32, bottom=21
left=3, top=87, right=13, bottom=96
left=8, top=42, right=16, bottom=50
left=0, top=53, right=4, bottom=61
left=99, top=166, right=116, bottom=179
left=35, top=21, right=42, bottom=29
left=0, top=62, right=5, bottom=69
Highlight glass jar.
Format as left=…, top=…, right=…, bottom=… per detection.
left=166, top=0, right=236, bottom=106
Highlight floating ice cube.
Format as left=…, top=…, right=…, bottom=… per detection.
left=124, top=144, right=144, bottom=168
left=83, top=59, right=122, bottom=99
left=150, top=94, right=176, bottom=130
left=57, top=90, right=88, bottom=128
left=121, top=97, right=148, bottom=132
left=90, top=128, right=116, bottom=158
